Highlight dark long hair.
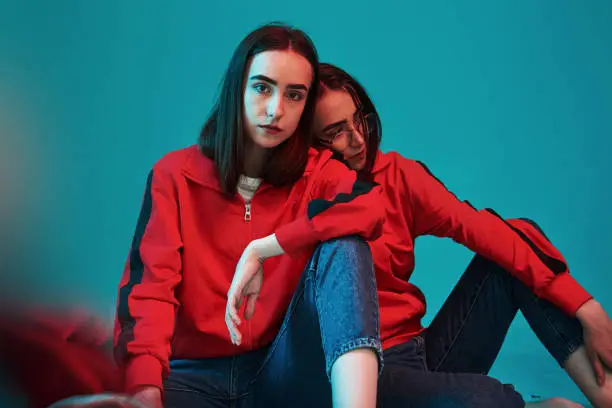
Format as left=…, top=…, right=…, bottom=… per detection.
left=199, top=22, right=319, bottom=195
left=318, top=63, right=381, bottom=179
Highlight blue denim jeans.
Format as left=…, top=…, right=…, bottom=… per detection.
left=377, top=219, right=585, bottom=408
left=163, top=236, right=382, bottom=408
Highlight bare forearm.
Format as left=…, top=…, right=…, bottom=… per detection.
left=250, top=233, right=285, bottom=260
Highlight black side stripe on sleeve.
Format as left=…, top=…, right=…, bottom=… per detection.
left=416, top=161, right=565, bottom=275
left=307, top=180, right=378, bottom=219
left=415, top=160, right=478, bottom=211
left=114, top=170, right=154, bottom=363
left=485, top=208, right=566, bottom=275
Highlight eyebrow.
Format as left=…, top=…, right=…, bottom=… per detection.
left=249, top=74, right=308, bottom=91
left=322, top=119, right=347, bottom=133
left=321, top=108, right=361, bottom=133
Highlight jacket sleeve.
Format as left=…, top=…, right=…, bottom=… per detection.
left=113, top=165, right=183, bottom=393
left=275, top=158, right=385, bottom=256
left=402, top=157, right=591, bottom=316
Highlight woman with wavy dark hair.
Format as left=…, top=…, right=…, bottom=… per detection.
left=312, top=62, right=612, bottom=408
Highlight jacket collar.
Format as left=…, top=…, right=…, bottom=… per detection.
left=182, top=145, right=330, bottom=190
left=372, top=149, right=392, bottom=174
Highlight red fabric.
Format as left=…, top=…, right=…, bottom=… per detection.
left=114, top=145, right=384, bottom=391
left=369, top=151, right=592, bottom=350
left=0, top=309, right=121, bottom=408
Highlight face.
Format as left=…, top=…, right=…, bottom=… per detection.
left=314, top=88, right=368, bottom=171
left=243, top=50, right=313, bottom=150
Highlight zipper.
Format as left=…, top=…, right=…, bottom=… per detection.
left=244, top=202, right=252, bottom=222
left=243, top=199, right=253, bottom=348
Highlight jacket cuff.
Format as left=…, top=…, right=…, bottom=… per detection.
left=541, top=272, right=593, bottom=316
left=125, top=354, right=163, bottom=393
left=275, top=216, right=319, bottom=257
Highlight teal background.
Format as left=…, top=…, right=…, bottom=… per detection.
left=1, top=1, right=610, bottom=404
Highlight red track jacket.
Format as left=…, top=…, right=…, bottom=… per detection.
left=114, top=145, right=385, bottom=392
left=369, top=151, right=592, bottom=349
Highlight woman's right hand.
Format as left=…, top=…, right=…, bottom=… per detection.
left=226, top=234, right=284, bottom=345
left=132, top=387, right=163, bottom=408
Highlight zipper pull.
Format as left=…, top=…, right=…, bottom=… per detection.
left=244, top=202, right=252, bottom=222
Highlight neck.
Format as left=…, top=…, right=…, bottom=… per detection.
left=243, top=141, right=267, bottom=178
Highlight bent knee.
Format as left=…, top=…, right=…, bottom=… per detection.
left=317, top=235, right=371, bottom=259
left=321, top=234, right=368, bottom=248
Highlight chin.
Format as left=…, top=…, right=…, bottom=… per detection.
left=251, top=131, right=291, bottom=149
left=349, top=159, right=366, bottom=172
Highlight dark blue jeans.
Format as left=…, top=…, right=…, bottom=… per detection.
left=163, top=236, right=382, bottom=408
left=377, top=219, right=585, bottom=407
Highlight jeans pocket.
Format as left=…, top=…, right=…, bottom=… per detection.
left=383, top=337, right=427, bottom=372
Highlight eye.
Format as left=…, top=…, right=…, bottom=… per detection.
left=287, top=91, right=305, bottom=102
left=329, top=127, right=344, bottom=137
left=320, top=127, right=344, bottom=143
left=253, top=83, right=271, bottom=94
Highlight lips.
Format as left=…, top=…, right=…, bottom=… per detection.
left=348, top=150, right=366, bottom=160
left=259, top=125, right=282, bottom=134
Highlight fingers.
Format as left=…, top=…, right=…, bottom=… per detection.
left=227, top=290, right=243, bottom=326
left=601, top=348, right=612, bottom=371
left=225, top=310, right=242, bottom=345
left=225, top=290, right=243, bottom=345
left=244, top=293, right=258, bottom=321
left=590, top=351, right=605, bottom=386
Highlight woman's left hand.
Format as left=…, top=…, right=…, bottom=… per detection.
left=576, top=299, right=612, bottom=386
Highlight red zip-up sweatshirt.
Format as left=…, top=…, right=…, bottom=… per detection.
left=114, top=145, right=385, bottom=392
left=370, top=151, right=592, bottom=350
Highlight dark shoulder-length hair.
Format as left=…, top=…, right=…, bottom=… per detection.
left=318, top=63, right=381, bottom=179
left=199, top=22, right=319, bottom=195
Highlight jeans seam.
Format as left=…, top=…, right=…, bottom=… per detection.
left=312, top=268, right=329, bottom=359
left=233, top=389, right=252, bottom=399
left=229, top=355, right=235, bottom=399
left=530, top=295, right=584, bottom=366
left=415, top=336, right=428, bottom=371
left=432, top=270, right=494, bottom=372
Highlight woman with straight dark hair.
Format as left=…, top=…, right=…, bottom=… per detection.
left=312, top=62, right=612, bottom=408
left=114, top=25, right=385, bottom=408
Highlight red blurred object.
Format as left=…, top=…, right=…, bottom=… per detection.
left=0, top=307, right=123, bottom=408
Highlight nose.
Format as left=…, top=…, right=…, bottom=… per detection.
left=266, top=93, right=285, bottom=121
left=350, top=127, right=365, bottom=147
